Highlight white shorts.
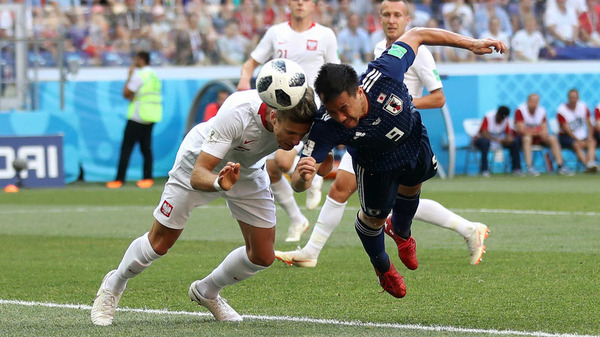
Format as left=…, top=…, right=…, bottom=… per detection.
left=153, top=167, right=276, bottom=230
left=338, top=151, right=355, bottom=174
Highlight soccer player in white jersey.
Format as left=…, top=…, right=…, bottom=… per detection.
left=556, top=88, right=598, bottom=172
left=90, top=89, right=317, bottom=325
left=238, top=0, right=340, bottom=242
left=275, top=0, right=489, bottom=268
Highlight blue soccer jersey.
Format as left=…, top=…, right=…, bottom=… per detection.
left=303, top=41, right=425, bottom=172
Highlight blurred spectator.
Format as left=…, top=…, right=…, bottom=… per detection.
left=511, top=14, right=555, bottom=61
left=234, top=0, right=259, bottom=43
left=212, top=0, right=235, bottom=34
left=332, top=0, right=352, bottom=32
left=203, top=89, right=230, bottom=121
left=84, top=11, right=110, bottom=65
left=578, top=0, right=600, bottom=46
left=187, top=12, right=206, bottom=64
left=474, top=106, right=523, bottom=176
left=148, top=5, right=172, bottom=54
left=544, top=0, right=581, bottom=47
left=365, top=0, right=382, bottom=34
left=557, top=88, right=598, bottom=172
left=478, top=16, right=510, bottom=61
left=509, top=0, right=540, bottom=35
left=441, top=0, right=474, bottom=33
left=65, top=9, right=89, bottom=53
left=337, top=12, right=372, bottom=64
left=474, top=0, right=512, bottom=37
left=216, top=20, right=251, bottom=65
left=408, top=1, right=432, bottom=28
left=443, top=15, right=476, bottom=62
left=314, top=0, right=333, bottom=28
left=514, top=93, right=571, bottom=176
left=425, top=18, right=444, bottom=62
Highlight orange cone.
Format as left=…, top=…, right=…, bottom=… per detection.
left=4, top=184, right=19, bottom=193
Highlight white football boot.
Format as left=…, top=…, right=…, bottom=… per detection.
left=188, top=281, right=242, bottom=322
left=91, top=270, right=122, bottom=326
left=275, top=248, right=318, bottom=268
left=284, top=217, right=310, bottom=242
left=465, top=223, right=490, bottom=265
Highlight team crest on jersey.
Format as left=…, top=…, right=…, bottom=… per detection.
left=377, top=93, right=387, bottom=103
left=383, top=94, right=403, bottom=115
left=307, top=40, right=318, bottom=51
left=161, top=200, right=173, bottom=217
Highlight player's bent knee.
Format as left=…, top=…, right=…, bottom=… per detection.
left=148, top=220, right=182, bottom=255
left=329, top=173, right=357, bottom=202
left=247, top=250, right=275, bottom=267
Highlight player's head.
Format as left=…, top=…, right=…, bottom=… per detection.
left=567, top=88, right=579, bottom=106
left=271, top=87, right=316, bottom=150
left=314, top=63, right=365, bottom=129
left=135, top=51, right=150, bottom=67
left=495, top=105, right=510, bottom=122
left=527, top=93, right=539, bottom=110
left=380, top=0, right=410, bottom=43
left=288, top=0, right=316, bottom=21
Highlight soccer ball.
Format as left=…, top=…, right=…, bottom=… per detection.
left=256, top=58, right=307, bottom=110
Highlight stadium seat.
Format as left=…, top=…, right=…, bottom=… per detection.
left=28, top=51, right=57, bottom=67
left=101, top=51, right=132, bottom=67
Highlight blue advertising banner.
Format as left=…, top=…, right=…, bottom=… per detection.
left=0, top=135, right=64, bottom=188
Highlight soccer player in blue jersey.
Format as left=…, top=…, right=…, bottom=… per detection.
left=291, top=27, right=505, bottom=298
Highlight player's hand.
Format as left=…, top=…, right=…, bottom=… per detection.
left=296, top=157, right=317, bottom=183
left=217, top=162, right=240, bottom=191
left=471, top=38, right=506, bottom=55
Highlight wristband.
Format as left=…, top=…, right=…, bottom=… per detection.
left=213, top=176, right=224, bottom=191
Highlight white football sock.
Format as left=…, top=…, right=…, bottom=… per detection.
left=270, top=178, right=305, bottom=225
left=106, top=232, right=161, bottom=294
left=414, top=199, right=476, bottom=237
left=198, top=246, right=267, bottom=299
left=303, top=195, right=347, bottom=258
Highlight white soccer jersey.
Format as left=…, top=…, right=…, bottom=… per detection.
left=373, top=41, right=443, bottom=98
left=173, top=90, right=279, bottom=182
left=511, top=30, right=546, bottom=62
left=514, top=103, right=547, bottom=129
left=556, top=102, right=590, bottom=140
left=480, top=111, right=510, bottom=140
left=250, top=21, right=340, bottom=88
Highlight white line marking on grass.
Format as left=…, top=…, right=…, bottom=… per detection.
left=0, top=205, right=599, bottom=217
left=1, top=299, right=598, bottom=337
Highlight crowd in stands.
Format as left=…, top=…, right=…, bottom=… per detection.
left=1, top=0, right=600, bottom=67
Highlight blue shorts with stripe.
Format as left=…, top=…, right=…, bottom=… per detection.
left=353, top=127, right=438, bottom=219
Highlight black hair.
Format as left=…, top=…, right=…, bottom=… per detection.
left=276, top=87, right=317, bottom=125
left=137, top=51, right=150, bottom=65
left=497, top=105, right=510, bottom=117
left=314, top=63, right=359, bottom=104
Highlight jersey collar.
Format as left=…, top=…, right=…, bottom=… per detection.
left=258, top=103, right=269, bottom=130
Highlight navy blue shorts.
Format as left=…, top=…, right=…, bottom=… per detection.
left=559, top=134, right=575, bottom=149
left=353, top=129, right=438, bottom=219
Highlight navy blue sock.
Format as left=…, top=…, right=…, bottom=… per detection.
left=355, top=214, right=390, bottom=273
left=391, top=191, right=420, bottom=239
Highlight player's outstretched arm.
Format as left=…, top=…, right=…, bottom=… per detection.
left=238, top=58, right=261, bottom=91
left=191, top=151, right=240, bottom=192
left=399, top=27, right=506, bottom=58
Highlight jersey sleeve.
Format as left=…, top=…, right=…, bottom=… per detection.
left=514, top=109, right=524, bottom=123
left=414, top=47, right=443, bottom=93
left=300, top=119, right=338, bottom=163
left=250, top=26, right=275, bottom=64
left=200, top=100, right=245, bottom=159
left=368, top=41, right=416, bottom=82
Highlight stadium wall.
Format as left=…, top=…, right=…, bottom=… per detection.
left=1, top=61, right=599, bottom=183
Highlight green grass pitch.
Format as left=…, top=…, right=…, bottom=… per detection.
left=0, top=174, right=599, bottom=337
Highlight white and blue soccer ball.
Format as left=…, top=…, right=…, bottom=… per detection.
left=256, top=58, right=307, bottom=110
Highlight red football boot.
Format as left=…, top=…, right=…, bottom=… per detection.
left=375, top=262, right=406, bottom=298
left=384, top=216, right=418, bottom=270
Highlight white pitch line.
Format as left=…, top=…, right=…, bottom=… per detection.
left=0, top=299, right=598, bottom=337
left=0, top=205, right=599, bottom=217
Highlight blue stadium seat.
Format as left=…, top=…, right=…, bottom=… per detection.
left=28, top=51, right=57, bottom=67
left=101, top=51, right=132, bottom=66
left=150, top=50, right=169, bottom=66
left=64, top=51, right=94, bottom=67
